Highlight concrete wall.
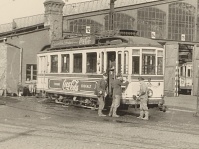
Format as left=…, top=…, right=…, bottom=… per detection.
left=0, top=43, right=7, bottom=94
left=5, top=29, right=50, bottom=93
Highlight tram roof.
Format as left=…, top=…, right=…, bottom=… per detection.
left=63, top=0, right=159, bottom=16
left=42, top=35, right=162, bottom=52
left=115, top=36, right=162, bottom=48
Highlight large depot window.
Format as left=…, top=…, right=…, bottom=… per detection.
left=87, top=52, right=97, bottom=73
left=74, top=54, right=82, bottom=73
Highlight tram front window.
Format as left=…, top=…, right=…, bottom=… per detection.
left=157, top=57, right=163, bottom=75
left=142, top=54, right=155, bottom=75
left=157, top=50, right=163, bottom=75
left=132, top=49, right=140, bottom=74
left=132, top=56, right=140, bottom=74
left=87, top=52, right=97, bottom=73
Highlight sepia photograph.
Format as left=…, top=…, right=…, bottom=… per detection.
left=0, top=0, right=199, bottom=148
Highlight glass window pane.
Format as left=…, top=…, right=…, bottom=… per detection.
left=73, top=54, right=82, bottom=73
left=118, top=53, right=122, bottom=74
left=86, top=53, right=97, bottom=73
left=137, top=7, right=166, bottom=39
left=157, top=57, right=163, bottom=75
left=51, top=55, right=58, bottom=73
left=157, top=50, right=163, bottom=57
left=132, top=56, right=140, bottom=74
left=33, top=64, right=37, bottom=70
left=168, top=2, right=195, bottom=41
left=101, top=52, right=104, bottom=73
left=142, top=54, right=155, bottom=75
left=104, top=13, right=135, bottom=30
left=61, top=54, right=70, bottom=73
left=124, top=52, right=129, bottom=74
left=132, top=49, right=140, bottom=55
left=33, top=76, right=37, bottom=80
left=26, top=64, right=37, bottom=81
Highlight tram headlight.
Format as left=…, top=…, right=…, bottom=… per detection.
left=147, top=89, right=153, bottom=97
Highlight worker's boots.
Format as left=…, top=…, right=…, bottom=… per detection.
left=137, top=111, right=144, bottom=119
left=142, top=111, right=149, bottom=120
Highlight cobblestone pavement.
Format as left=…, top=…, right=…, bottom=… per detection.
left=0, top=96, right=199, bottom=149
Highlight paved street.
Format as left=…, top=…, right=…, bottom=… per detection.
left=0, top=96, right=199, bottom=149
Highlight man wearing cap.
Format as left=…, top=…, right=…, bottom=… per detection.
left=137, top=77, right=149, bottom=120
left=109, top=74, right=129, bottom=117
left=96, top=73, right=108, bottom=116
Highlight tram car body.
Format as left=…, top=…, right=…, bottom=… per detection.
left=179, top=62, right=192, bottom=94
left=36, top=30, right=165, bottom=109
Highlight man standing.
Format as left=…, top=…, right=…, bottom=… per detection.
left=96, top=73, right=108, bottom=117
left=109, top=74, right=129, bottom=117
left=137, top=77, right=149, bottom=120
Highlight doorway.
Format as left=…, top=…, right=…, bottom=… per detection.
left=107, top=52, right=116, bottom=97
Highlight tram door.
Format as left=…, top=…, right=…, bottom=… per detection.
left=107, top=52, right=116, bottom=97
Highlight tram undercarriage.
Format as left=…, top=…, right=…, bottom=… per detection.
left=38, top=91, right=166, bottom=112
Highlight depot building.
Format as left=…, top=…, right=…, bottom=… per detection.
left=0, top=0, right=199, bottom=96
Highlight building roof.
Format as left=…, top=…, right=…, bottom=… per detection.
left=0, top=0, right=159, bottom=34
left=0, top=14, right=44, bottom=34
left=63, top=0, right=159, bottom=16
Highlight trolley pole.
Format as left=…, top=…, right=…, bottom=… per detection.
left=109, top=0, right=116, bottom=31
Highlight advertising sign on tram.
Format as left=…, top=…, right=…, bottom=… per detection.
left=49, top=79, right=96, bottom=92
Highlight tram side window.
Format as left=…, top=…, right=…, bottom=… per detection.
left=101, top=52, right=104, bottom=73
left=74, top=54, right=82, bottom=73
left=51, top=55, right=58, bottom=73
left=118, top=53, right=122, bottom=74
left=124, top=52, right=129, bottom=74
left=61, top=54, right=70, bottom=73
left=142, top=54, right=155, bottom=75
left=188, top=69, right=191, bottom=77
left=87, top=52, right=97, bottom=73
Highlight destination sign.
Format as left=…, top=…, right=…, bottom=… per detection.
left=51, top=36, right=96, bottom=48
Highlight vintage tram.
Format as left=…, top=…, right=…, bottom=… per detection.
left=36, top=30, right=165, bottom=111
left=179, top=61, right=193, bottom=94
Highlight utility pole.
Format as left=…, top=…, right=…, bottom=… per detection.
left=109, top=0, right=116, bottom=31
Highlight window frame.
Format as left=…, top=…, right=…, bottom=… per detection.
left=132, top=49, right=141, bottom=75
left=50, top=55, right=58, bottom=73
left=61, top=54, right=70, bottom=73
left=86, top=52, right=97, bottom=73
left=26, top=64, right=37, bottom=81
left=73, top=53, right=82, bottom=73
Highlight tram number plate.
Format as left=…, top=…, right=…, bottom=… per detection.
left=79, top=82, right=95, bottom=91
